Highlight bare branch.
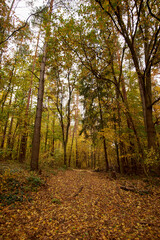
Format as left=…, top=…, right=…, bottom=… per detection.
left=148, top=97, right=160, bottom=108
left=0, top=6, right=47, bottom=45
left=28, top=69, right=40, bottom=81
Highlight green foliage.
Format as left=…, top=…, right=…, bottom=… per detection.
left=0, top=169, right=45, bottom=206
left=58, top=165, right=68, bottom=171
left=26, top=175, right=44, bottom=188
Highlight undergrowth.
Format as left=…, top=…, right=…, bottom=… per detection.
left=0, top=167, right=45, bottom=207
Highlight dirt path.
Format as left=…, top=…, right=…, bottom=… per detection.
left=0, top=170, right=160, bottom=239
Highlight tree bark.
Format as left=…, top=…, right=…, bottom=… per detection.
left=1, top=90, right=13, bottom=150
left=97, top=85, right=109, bottom=171
left=19, top=26, right=41, bottom=163
left=30, top=0, right=54, bottom=171
left=30, top=42, right=47, bottom=171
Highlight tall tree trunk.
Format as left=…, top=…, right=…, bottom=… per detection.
left=9, top=119, right=19, bottom=159
left=115, top=86, right=126, bottom=174
left=7, top=116, right=14, bottom=150
left=143, top=71, right=156, bottom=149
left=30, top=42, right=47, bottom=171
left=75, top=139, right=79, bottom=168
left=45, top=99, right=50, bottom=152
left=75, top=94, right=79, bottom=168
left=52, top=117, right=55, bottom=154
left=63, top=141, right=67, bottom=166
left=68, top=127, right=75, bottom=167
left=30, top=0, right=54, bottom=171
left=19, top=27, right=41, bottom=162
left=1, top=90, right=13, bottom=150
left=1, top=116, right=9, bottom=150
left=113, top=112, right=120, bottom=173
left=19, top=132, right=27, bottom=163
left=129, top=45, right=156, bottom=150
left=97, top=88, right=109, bottom=171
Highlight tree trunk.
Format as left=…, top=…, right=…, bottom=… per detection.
left=1, top=91, right=13, bottom=150
left=142, top=72, right=156, bottom=149
left=45, top=100, right=50, bottom=152
left=30, top=0, right=54, bottom=171
left=1, top=115, right=9, bottom=150
left=97, top=91, right=109, bottom=171
left=95, top=0, right=157, bottom=151
left=113, top=112, right=120, bottom=173
left=9, top=119, right=19, bottom=159
left=125, top=33, right=156, bottom=150
left=52, top=117, right=55, bottom=154
left=7, top=116, right=13, bottom=149
left=19, top=27, right=41, bottom=163
left=19, top=129, right=28, bottom=163
left=63, top=141, right=67, bottom=166
left=30, top=42, right=47, bottom=171
left=68, top=127, right=75, bottom=167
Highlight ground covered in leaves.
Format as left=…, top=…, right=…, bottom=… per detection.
left=0, top=166, right=160, bottom=240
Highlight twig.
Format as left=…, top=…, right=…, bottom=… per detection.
left=0, top=6, right=47, bottom=45
left=72, top=186, right=83, bottom=197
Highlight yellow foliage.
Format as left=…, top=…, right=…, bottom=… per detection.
left=144, top=147, right=159, bottom=173
left=99, top=127, right=115, bottom=142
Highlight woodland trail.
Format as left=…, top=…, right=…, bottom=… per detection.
left=1, top=169, right=160, bottom=240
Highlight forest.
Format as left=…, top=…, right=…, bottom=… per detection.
left=0, top=0, right=160, bottom=175
left=0, top=0, right=160, bottom=239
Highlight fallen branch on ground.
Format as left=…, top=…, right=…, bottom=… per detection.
left=120, top=186, right=152, bottom=195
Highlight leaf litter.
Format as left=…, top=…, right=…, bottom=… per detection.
left=0, top=169, right=160, bottom=239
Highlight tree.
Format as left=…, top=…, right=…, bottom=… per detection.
left=94, top=0, right=160, bottom=151
left=30, top=0, right=54, bottom=171
left=50, top=61, right=77, bottom=166
left=19, top=26, right=41, bottom=163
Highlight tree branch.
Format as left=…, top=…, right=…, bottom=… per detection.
left=28, top=69, right=40, bottom=81
left=146, top=0, right=160, bottom=22
left=0, top=6, right=47, bottom=45
left=148, top=97, right=160, bottom=108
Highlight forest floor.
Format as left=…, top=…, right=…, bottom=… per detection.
left=0, top=164, right=160, bottom=240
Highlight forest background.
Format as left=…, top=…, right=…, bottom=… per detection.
left=0, top=0, right=160, bottom=176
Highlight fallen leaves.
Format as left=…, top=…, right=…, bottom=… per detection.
left=0, top=169, right=160, bottom=239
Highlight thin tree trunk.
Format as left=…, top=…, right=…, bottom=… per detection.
left=68, top=128, right=74, bottom=167
left=52, top=117, right=55, bottom=154
left=45, top=99, right=50, bottom=152
left=75, top=139, right=79, bottom=168
left=7, top=116, right=14, bottom=149
left=75, top=94, right=79, bottom=168
left=113, top=112, right=120, bottom=173
left=97, top=92, right=109, bottom=171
